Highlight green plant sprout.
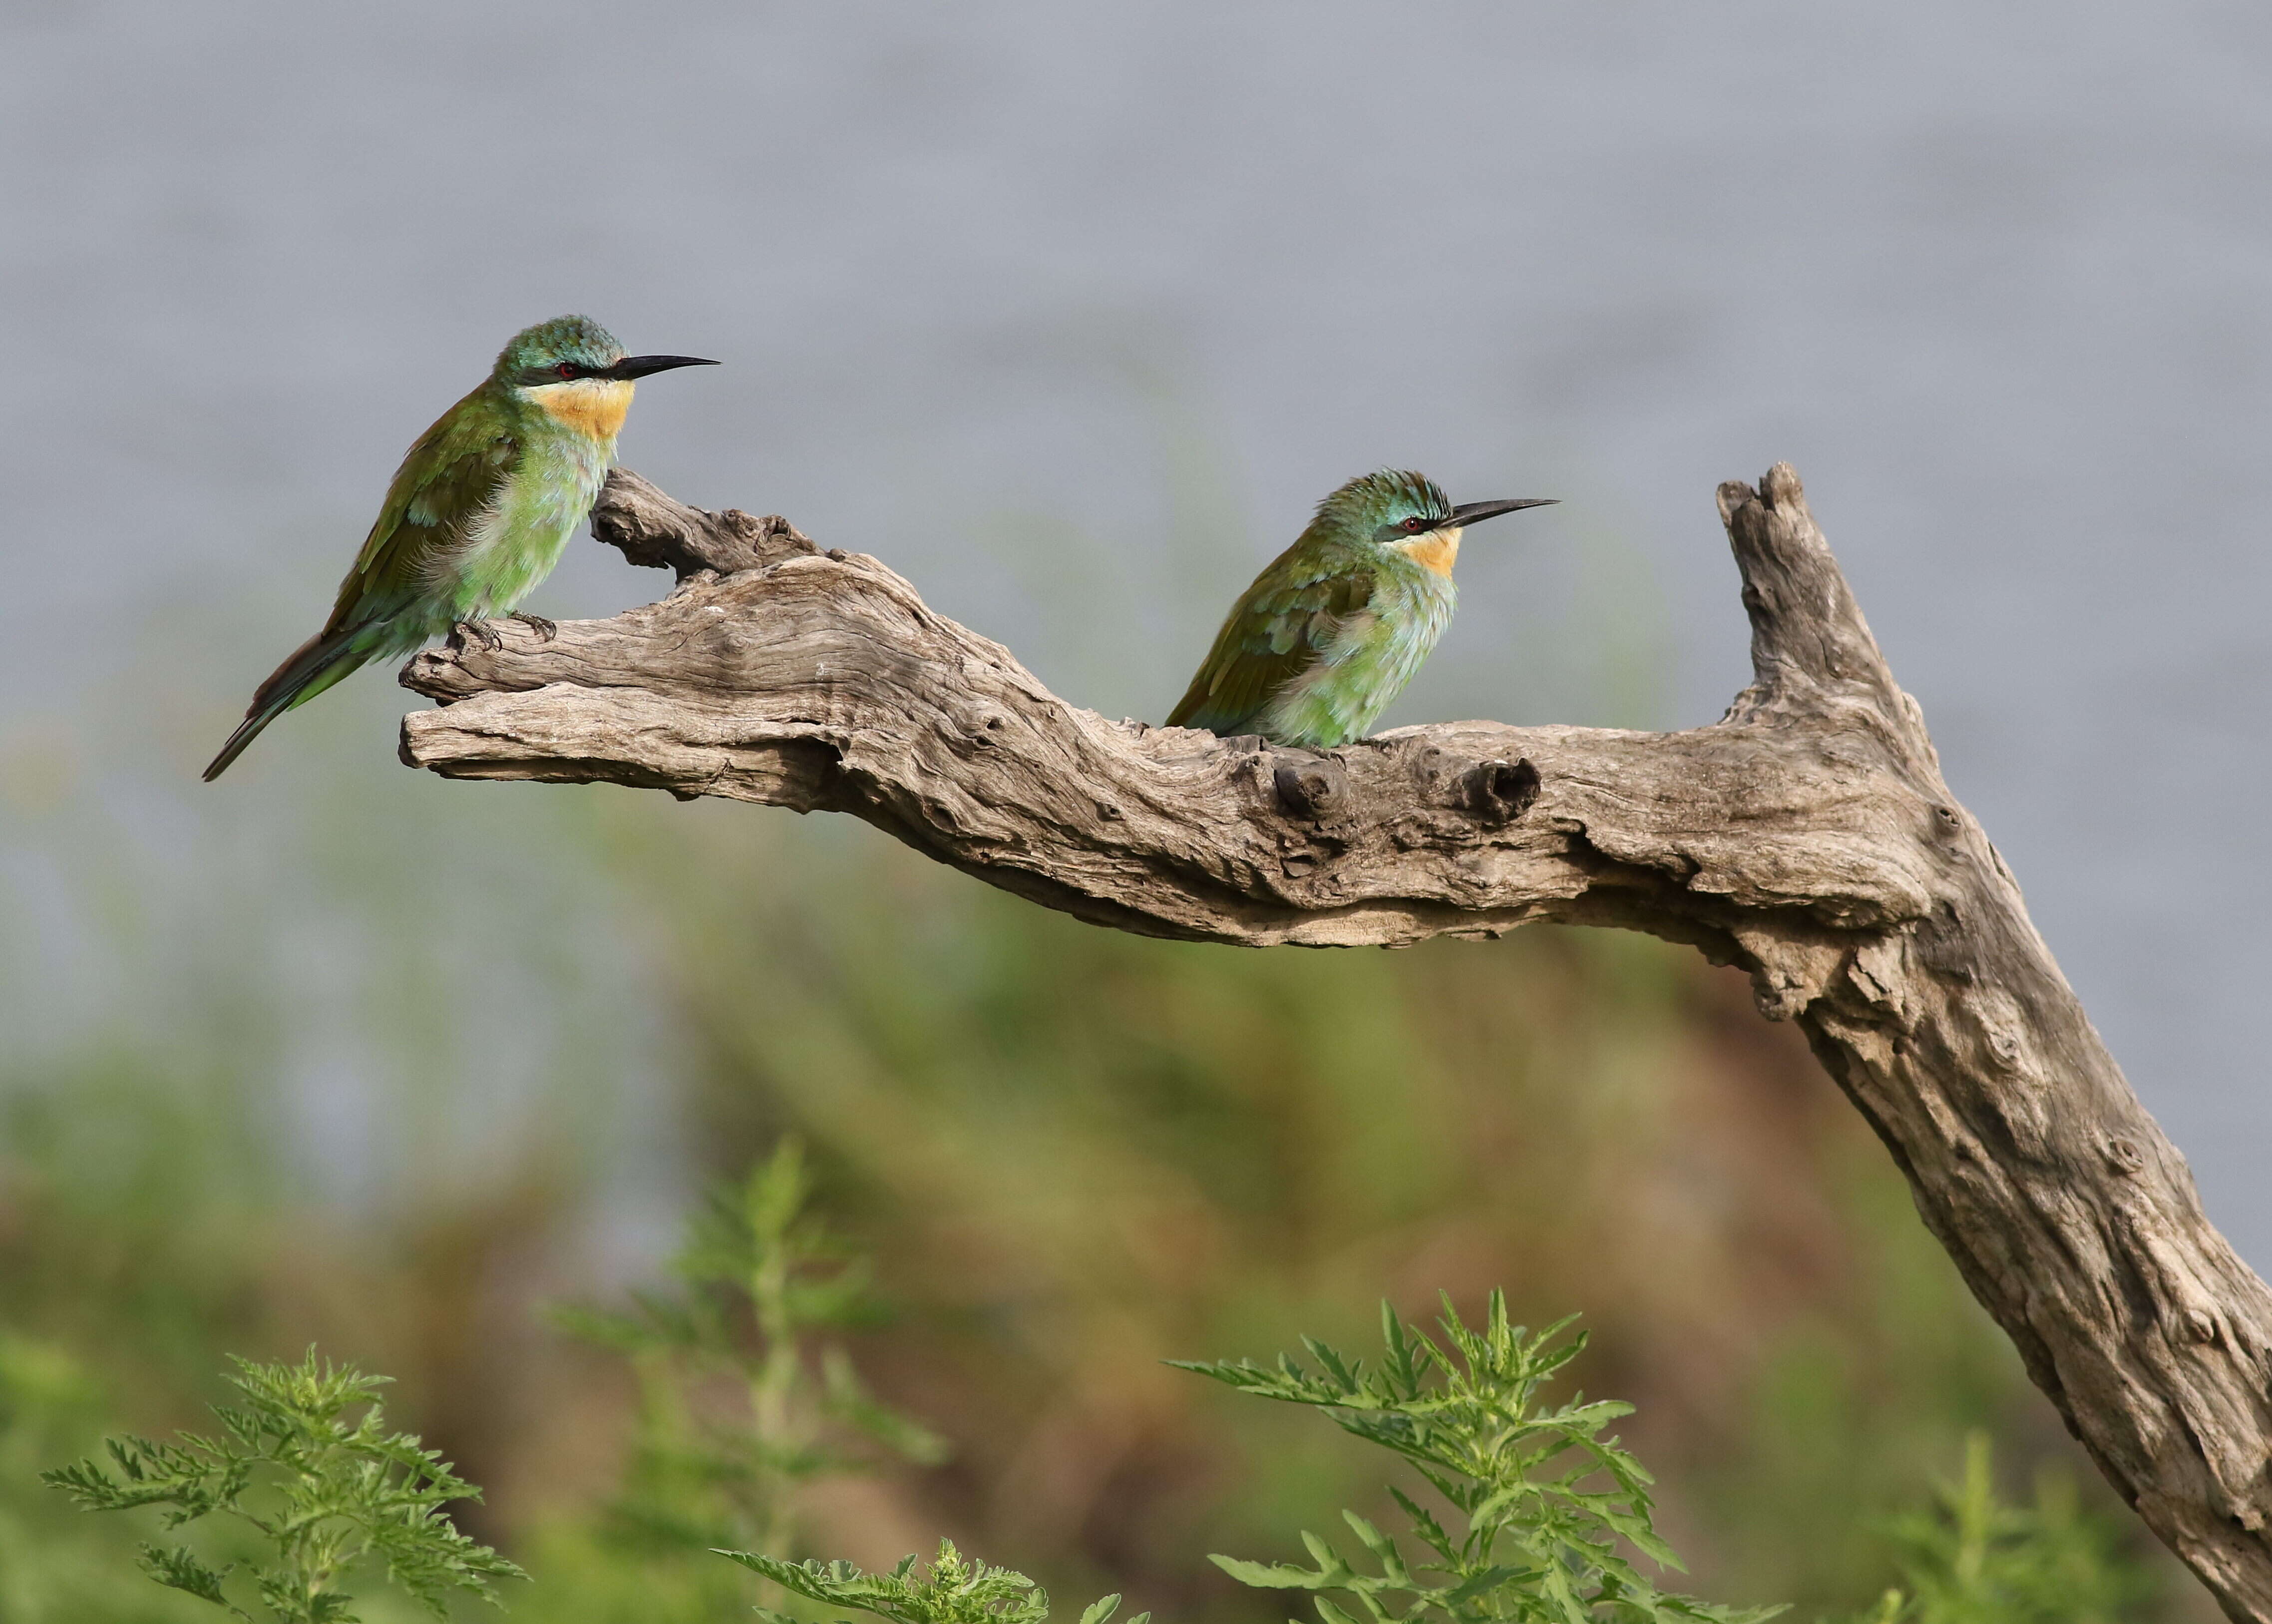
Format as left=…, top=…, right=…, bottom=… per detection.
left=1846, top=1433, right=2152, bottom=1624
left=1172, top=1292, right=1779, bottom=1624
left=726, top=1541, right=1147, bottom=1624
left=40, top=1347, right=523, bottom=1623
left=553, top=1138, right=946, bottom=1574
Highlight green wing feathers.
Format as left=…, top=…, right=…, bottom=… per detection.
left=204, top=391, right=520, bottom=782
left=1165, top=554, right=1377, bottom=735
left=325, top=394, right=520, bottom=634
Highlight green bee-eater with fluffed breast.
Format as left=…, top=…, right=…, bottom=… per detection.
left=1165, top=469, right=1554, bottom=749
left=203, top=315, right=718, bottom=781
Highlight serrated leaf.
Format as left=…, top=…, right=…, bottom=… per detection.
left=1303, top=1337, right=1361, bottom=1394
left=137, top=1543, right=243, bottom=1612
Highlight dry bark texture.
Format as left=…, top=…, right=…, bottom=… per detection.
left=401, top=463, right=2272, bottom=1619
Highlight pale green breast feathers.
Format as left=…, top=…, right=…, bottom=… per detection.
left=1255, top=552, right=1457, bottom=747
left=443, top=387, right=622, bottom=622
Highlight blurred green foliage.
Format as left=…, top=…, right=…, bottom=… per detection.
left=1, top=1333, right=197, bottom=1623
left=1842, top=1435, right=2154, bottom=1624
left=530, top=1141, right=945, bottom=1621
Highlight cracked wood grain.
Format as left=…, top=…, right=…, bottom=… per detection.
left=399, top=461, right=2272, bottom=1620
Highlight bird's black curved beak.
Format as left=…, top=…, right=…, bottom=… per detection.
left=1449, top=497, right=1557, bottom=528
left=605, top=355, right=722, bottom=380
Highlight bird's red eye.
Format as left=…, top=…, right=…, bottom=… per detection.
left=1402, top=516, right=1427, bottom=532
left=555, top=362, right=578, bottom=379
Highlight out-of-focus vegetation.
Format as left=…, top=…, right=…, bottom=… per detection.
left=1846, top=1434, right=2156, bottom=1624
left=532, top=1141, right=945, bottom=1621
left=0, top=490, right=2211, bottom=1620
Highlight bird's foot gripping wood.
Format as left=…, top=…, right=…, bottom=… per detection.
left=506, top=612, right=557, bottom=642
left=393, top=461, right=2272, bottom=1622
left=451, top=618, right=504, bottom=654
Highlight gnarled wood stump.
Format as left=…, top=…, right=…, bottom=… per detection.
left=400, top=463, right=2272, bottom=1620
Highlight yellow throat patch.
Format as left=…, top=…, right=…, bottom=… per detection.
left=1394, top=526, right=1463, bottom=578
left=527, top=377, right=635, bottom=441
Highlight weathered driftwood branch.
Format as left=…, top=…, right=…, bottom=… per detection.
left=400, top=463, right=2272, bottom=1620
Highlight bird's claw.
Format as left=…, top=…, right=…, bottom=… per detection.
left=507, top=612, right=558, bottom=642
left=455, top=618, right=504, bottom=653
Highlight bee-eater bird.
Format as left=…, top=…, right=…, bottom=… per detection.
left=202, top=315, right=718, bottom=781
left=1164, top=470, right=1554, bottom=750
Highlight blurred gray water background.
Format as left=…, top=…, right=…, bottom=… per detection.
left=4, top=0, right=2270, bottom=1259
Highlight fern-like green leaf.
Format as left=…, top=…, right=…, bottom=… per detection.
left=46, top=1347, right=523, bottom=1624
left=1190, top=1299, right=1786, bottom=1624
left=139, top=1543, right=248, bottom=1617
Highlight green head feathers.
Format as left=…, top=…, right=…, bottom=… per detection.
left=490, top=316, right=627, bottom=386
left=1312, top=469, right=1456, bottom=544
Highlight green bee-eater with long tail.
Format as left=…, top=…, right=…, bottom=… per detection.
left=203, top=315, right=717, bottom=781
left=1165, top=469, right=1554, bottom=749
